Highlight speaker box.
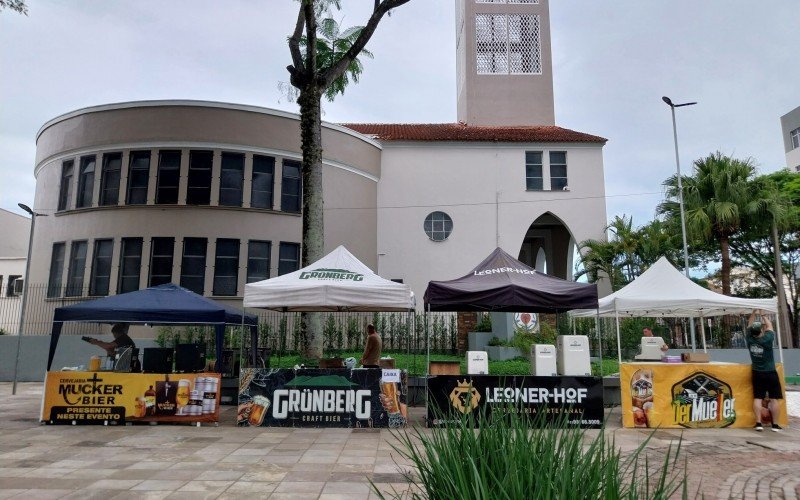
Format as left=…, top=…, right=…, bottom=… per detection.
left=143, top=348, right=174, bottom=374
left=175, top=343, right=206, bottom=373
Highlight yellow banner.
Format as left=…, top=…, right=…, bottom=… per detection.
left=620, top=363, right=788, bottom=429
left=42, top=371, right=221, bottom=425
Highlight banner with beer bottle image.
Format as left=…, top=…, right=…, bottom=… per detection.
left=620, top=363, right=788, bottom=429
left=238, top=368, right=408, bottom=428
left=42, top=371, right=221, bottom=425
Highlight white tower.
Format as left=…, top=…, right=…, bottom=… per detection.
left=456, top=0, right=555, bottom=126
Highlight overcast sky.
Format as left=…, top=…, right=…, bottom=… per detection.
left=1, top=1, right=798, bottom=230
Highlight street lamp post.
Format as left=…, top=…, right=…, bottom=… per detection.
left=12, top=203, right=47, bottom=395
left=662, top=96, right=698, bottom=351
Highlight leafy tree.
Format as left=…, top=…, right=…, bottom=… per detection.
left=286, top=0, right=411, bottom=358
left=728, top=171, right=797, bottom=346
left=0, top=0, right=27, bottom=15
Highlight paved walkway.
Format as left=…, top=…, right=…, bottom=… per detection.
left=1, top=383, right=798, bottom=499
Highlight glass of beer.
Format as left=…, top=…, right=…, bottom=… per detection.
left=248, top=396, right=271, bottom=426
left=381, top=381, right=400, bottom=415
left=176, top=379, right=191, bottom=414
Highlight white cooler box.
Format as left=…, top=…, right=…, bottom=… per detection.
left=466, top=351, right=489, bottom=375
left=530, top=344, right=557, bottom=376
left=556, top=335, right=591, bottom=376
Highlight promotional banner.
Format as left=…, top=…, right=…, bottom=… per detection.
left=42, top=371, right=221, bottom=425
left=238, top=368, right=408, bottom=428
left=426, top=375, right=604, bottom=428
left=620, top=363, right=788, bottom=429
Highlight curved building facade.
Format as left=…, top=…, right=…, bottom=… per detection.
left=27, top=101, right=380, bottom=329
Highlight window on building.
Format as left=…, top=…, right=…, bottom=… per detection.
left=47, top=243, right=66, bottom=298
left=251, top=155, right=275, bottom=209
left=219, top=152, right=244, bottom=207
left=76, top=155, right=96, bottom=208
left=58, top=160, right=74, bottom=211
left=549, top=151, right=568, bottom=191
left=66, top=240, right=88, bottom=296
left=525, top=151, right=543, bottom=190
left=156, top=150, right=181, bottom=204
left=424, top=211, right=454, bottom=242
left=180, top=238, right=207, bottom=295
left=118, top=237, right=143, bottom=294
left=475, top=13, right=541, bottom=74
left=791, top=127, right=800, bottom=149
left=246, top=240, right=271, bottom=283
left=187, top=150, right=213, bottom=205
left=99, top=153, right=122, bottom=206
left=281, top=160, right=302, bottom=212
left=89, top=239, right=113, bottom=296
left=278, top=242, right=300, bottom=276
left=149, top=237, right=175, bottom=286
left=6, top=275, right=21, bottom=297
left=213, top=239, right=240, bottom=296
left=126, top=151, right=151, bottom=205
left=0, top=276, right=3, bottom=297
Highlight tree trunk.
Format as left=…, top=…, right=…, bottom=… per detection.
left=298, top=85, right=324, bottom=359
left=772, top=223, right=794, bottom=348
left=720, top=235, right=731, bottom=296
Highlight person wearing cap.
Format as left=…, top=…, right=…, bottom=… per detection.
left=746, top=310, right=783, bottom=432
left=85, top=323, right=136, bottom=357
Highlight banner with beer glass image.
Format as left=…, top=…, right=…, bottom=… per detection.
left=42, top=371, right=221, bottom=425
left=621, top=363, right=788, bottom=429
left=238, top=368, right=408, bottom=428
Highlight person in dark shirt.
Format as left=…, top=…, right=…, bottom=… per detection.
left=85, top=323, right=136, bottom=357
left=745, top=310, right=783, bottom=432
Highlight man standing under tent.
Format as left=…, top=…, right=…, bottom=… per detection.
left=746, top=310, right=783, bottom=432
left=359, top=324, right=382, bottom=368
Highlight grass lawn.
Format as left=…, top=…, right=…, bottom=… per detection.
left=268, top=351, right=620, bottom=377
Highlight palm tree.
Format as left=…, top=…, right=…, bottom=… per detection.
left=575, top=239, right=626, bottom=292
left=286, top=0, right=411, bottom=358
left=606, top=215, right=638, bottom=281
left=658, top=152, right=756, bottom=296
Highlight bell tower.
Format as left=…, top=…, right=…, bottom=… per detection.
left=456, top=0, right=555, bottom=126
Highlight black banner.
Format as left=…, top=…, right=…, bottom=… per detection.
left=48, top=406, right=126, bottom=425
left=238, top=368, right=408, bottom=428
left=427, top=375, right=604, bottom=428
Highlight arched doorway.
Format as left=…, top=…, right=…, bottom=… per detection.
left=518, top=213, right=575, bottom=280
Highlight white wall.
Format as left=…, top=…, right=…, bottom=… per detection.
left=376, top=142, right=608, bottom=302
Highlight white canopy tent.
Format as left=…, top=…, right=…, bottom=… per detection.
left=244, top=245, right=414, bottom=312
left=570, top=257, right=781, bottom=363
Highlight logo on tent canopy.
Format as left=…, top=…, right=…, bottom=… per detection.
left=299, top=268, right=364, bottom=281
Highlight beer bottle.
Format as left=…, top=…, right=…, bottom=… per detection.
left=144, top=385, right=156, bottom=416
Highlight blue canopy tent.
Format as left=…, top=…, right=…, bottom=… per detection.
left=46, top=283, right=259, bottom=372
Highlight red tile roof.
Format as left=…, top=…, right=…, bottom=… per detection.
left=341, top=123, right=607, bottom=143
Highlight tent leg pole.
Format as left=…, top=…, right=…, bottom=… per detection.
left=596, top=310, right=603, bottom=377
left=700, top=315, right=707, bottom=353
left=615, top=310, right=622, bottom=365
left=426, top=305, right=430, bottom=376
left=775, top=310, right=784, bottom=365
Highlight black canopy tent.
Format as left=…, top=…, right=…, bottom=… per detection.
left=46, top=283, right=259, bottom=372
left=424, top=247, right=599, bottom=313
left=423, top=247, right=601, bottom=375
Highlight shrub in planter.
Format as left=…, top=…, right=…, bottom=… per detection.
left=475, top=313, right=493, bottom=332
left=487, top=336, right=505, bottom=347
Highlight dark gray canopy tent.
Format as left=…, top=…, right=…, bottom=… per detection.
left=46, top=283, right=258, bottom=372
left=424, top=247, right=598, bottom=312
